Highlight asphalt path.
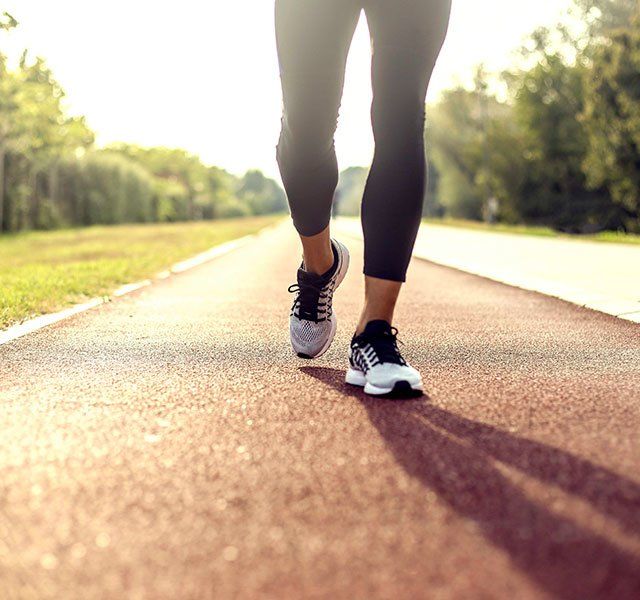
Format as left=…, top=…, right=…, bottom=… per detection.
left=1, top=223, right=639, bottom=599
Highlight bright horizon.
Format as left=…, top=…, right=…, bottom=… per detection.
left=3, top=0, right=572, bottom=180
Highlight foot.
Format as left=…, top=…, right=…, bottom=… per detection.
left=345, top=320, right=423, bottom=397
left=288, top=239, right=350, bottom=359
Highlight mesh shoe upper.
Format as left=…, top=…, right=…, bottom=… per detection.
left=290, top=317, right=333, bottom=350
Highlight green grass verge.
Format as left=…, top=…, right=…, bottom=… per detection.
left=0, top=216, right=281, bottom=330
left=423, top=217, right=640, bottom=244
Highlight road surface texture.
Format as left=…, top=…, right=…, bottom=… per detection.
left=337, top=218, right=640, bottom=322
left=1, top=223, right=639, bottom=600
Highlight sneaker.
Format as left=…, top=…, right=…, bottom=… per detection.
left=288, top=239, right=350, bottom=359
left=345, top=320, right=423, bottom=396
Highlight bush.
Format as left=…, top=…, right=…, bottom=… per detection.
left=55, top=152, right=156, bottom=226
left=216, top=198, right=252, bottom=219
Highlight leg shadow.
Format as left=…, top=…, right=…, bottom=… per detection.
left=301, top=366, right=640, bottom=600
left=423, top=404, right=640, bottom=538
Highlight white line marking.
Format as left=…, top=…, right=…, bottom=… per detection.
left=113, top=280, right=152, bottom=297
left=0, top=299, right=105, bottom=346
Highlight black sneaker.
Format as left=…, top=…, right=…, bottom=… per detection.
left=345, top=320, right=423, bottom=396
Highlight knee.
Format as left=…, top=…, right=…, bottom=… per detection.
left=371, top=94, right=426, bottom=146
left=277, top=78, right=342, bottom=165
left=278, top=106, right=339, bottom=163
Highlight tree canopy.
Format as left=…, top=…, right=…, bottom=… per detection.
left=0, top=15, right=286, bottom=233
left=391, top=0, right=640, bottom=233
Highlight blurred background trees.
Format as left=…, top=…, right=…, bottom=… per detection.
left=337, top=0, right=640, bottom=234
left=0, top=11, right=286, bottom=233
left=3, top=1, right=640, bottom=235
left=582, top=18, right=640, bottom=232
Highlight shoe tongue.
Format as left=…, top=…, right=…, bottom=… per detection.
left=363, top=320, right=393, bottom=336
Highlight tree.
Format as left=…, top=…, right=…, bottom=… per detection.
left=427, top=75, right=519, bottom=222
left=582, top=23, right=640, bottom=232
left=236, top=169, right=287, bottom=216
left=0, top=12, right=18, bottom=231
left=0, top=12, right=286, bottom=232
left=107, top=145, right=287, bottom=222
left=107, top=144, right=208, bottom=220
left=573, top=0, right=639, bottom=38
left=498, top=27, right=616, bottom=231
left=512, top=38, right=587, bottom=226
left=428, top=87, right=482, bottom=219
left=335, top=166, right=368, bottom=217
left=18, top=56, right=93, bottom=227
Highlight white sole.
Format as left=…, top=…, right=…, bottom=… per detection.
left=345, top=367, right=423, bottom=396
left=293, top=241, right=350, bottom=360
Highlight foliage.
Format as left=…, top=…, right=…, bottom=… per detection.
left=336, top=167, right=368, bottom=217
left=424, top=2, right=640, bottom=233
left=573, top=0, right=639, bottom=37
left=582, top=23, right=640, bottom=232
left=236, top=169, right=287, bottom=216
left=428, top=82, right=490, bottom=220
left=0, top=17, right=285, bottom=233
left=507, top=35, right=617, bottom=231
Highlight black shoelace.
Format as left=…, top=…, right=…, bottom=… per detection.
left=357, top=327, right=406, bottom=367
left=288, top=279, right=332, bottom=323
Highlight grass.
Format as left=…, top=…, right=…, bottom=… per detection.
left=0, top=216, right=281, bottom=330
left=423, top=217, right=640, bottom=245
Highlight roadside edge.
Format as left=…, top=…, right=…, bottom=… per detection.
left=0, top=223, right=278, bottom=346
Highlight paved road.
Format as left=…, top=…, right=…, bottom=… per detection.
left=337, top=218, right=640, bottom=322
left=1, top=223, right=639, bottom=599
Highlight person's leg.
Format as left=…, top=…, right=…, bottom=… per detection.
left=275, top=0, right=361, bottom=274
left=355, top=277, right=402, bottom=334
left=356, top=0, right=451, bottom=333
left=277, top=0, right=361, bottom=359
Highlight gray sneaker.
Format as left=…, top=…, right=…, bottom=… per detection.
left=288, top=239, right=350, bottom=359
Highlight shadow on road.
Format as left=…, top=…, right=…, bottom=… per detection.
left=300, top=366, right=640, bottom=600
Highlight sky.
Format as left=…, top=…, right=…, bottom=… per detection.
left=3, top=0, right=572, bottom=179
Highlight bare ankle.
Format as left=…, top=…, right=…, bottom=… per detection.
left=356, top=275, right=402, bottom=335
left=299, top=226, right=334, bottom=275
left=303, top=244, right=334, bottom=275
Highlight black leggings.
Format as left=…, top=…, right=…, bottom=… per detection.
left=275, top=0, right=451, bottom=282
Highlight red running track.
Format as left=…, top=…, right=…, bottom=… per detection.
left=1, top=224, right=639, bottom=599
